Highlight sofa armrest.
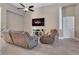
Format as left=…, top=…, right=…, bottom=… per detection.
left=27, top=36, right=38, bottom=48
left=31, top=36, right=38, bottom=40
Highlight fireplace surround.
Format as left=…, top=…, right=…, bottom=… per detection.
left=32, top=29, right=45, bottom=36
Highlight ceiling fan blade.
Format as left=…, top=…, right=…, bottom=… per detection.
left=29, top=6, right=34, bottom=8
left=19, top=3, right=25, bottom=8
left=29, top=9, right=34, bottom=12
left=17, top=8, right=24, bottom=9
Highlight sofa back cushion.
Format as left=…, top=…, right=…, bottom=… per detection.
left=25, top=32, right=32, bottom=40
left=3, top=32, right=13, bottom=44
left=50, top=29, right=58, bottom=39
left=24, top=32, right=38, bottom=48
left=11, top=32, right=27, bottom=48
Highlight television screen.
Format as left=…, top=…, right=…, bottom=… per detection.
left=32, top=18, right=45, bottom=26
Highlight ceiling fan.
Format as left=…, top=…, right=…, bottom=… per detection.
left=17, top=3, right=34, bottom=12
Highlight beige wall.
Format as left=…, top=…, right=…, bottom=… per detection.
left=75, top=4, right=79, bottom=39
left=62, top=5, right=76, bottom=38
left=0, top=8, right=1, bottom=39
left=1, top=3, right=78, bottom=38
left=24, top=3, right=76, bottom=34
left=62, top=4, right=79, bottom=39
left=7, top=11, right=24, bottom=31
left=24, top=4, right=59, bottom=34
left=63, top=5, right=75, bottom=16
left=0, top=8, right=1, bottom=31
left=0, top=3, right=24, bottom=30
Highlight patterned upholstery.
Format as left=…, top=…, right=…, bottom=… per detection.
left=3, top=31, right=38, bottom=49
left=3, top=31, right=13, bottom=44
left=11, top=32, right=28, bottom=48
left=25, top=32, right=38, bottom=48
left=40, top=29, right=58, bottom=44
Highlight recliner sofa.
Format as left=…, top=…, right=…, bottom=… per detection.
left=3, top=31, right=38, bottom=49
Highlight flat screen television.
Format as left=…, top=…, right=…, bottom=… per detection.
left=32, top=18, right=45, bottom=26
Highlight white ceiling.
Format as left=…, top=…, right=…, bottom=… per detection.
left=11, top=3, right=53, bottom=8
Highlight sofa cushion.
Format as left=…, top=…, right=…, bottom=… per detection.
left=24, top=32, right=38, bottom=48
left=11, top=32, right=28, bottom=48
left=3, top=31, right=13, bottom=44
left=25, top=32, right=32, bottom=40
left=40, top=29, right=58, bottom=44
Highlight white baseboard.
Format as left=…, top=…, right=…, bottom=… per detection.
left=74, top=37, right=79, bottom=41
left=59, top=37, right=64, bottom=40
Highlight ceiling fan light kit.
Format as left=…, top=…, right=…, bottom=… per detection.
left=23, top=8, right=28, bottom=11
left=18, top=3, right=34, bottom=12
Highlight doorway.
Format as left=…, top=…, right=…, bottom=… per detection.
left=63, top=16, right=75, bottom=38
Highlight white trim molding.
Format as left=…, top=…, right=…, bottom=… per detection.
left=59, top=37, right=64, bottom=40
left=59, top=7, right=63, bottom=29
left=74, top=37, right=79, bottom=41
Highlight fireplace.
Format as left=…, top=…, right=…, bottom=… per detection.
left=32, top=29, right=45, bottom=36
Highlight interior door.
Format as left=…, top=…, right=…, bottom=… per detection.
left=63, top=16, right=75, bottom=38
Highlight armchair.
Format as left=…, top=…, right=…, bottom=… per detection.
left=40, top=29, right=58, bottom=44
